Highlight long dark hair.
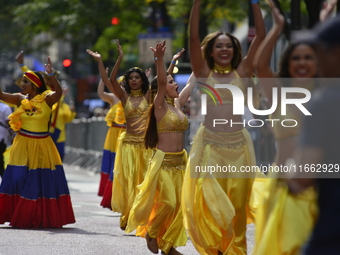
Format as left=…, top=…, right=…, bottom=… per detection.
left=123, top=67, right=149, bottom=94
left=144, top=76, right=159, bottom=149
left=202, top=31, right=243, bottom=70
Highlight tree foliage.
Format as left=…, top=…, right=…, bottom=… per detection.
left=1, top=0, right=312, bottom=75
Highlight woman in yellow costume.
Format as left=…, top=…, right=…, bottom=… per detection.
left=252, top=1, right=319, bottom=254
left=181, top=0, right=265, bottom=254
left=87, top=42, right=152, bottom=231
left=125, top=42, right=193, bottom=255
left=15, top=51, right=76, bottom=161
left=97, top=71, right=126, bottom=208
left=0, top=57, right=75, bottom=228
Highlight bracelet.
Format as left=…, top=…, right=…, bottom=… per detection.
left=19, top=63, right=25, bottom=67
left=154, top=57, right=157, bottom=60
left=171, top=60, right=176, bottom=64
left=49, top=72, right=55, bottom=76
left=251, top=0, right=259, bottom=4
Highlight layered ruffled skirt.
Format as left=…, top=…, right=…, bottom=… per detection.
left=0, top=131, right=75, bottom=228
left=126, top=150, right=188, bottom=254
left=99, top=125, right=125, bottom=209
left=182, top=125, right=256, bottom=255
left=111, top=132, right=152, bottom=229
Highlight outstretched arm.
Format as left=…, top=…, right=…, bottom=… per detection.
left=176, top=72, right=196, bottom=109
left=97, top=67, right=118, bottom=107
left=0, top=89, right=23, bottom=107
left=151, top=43, right=167, bottom=112
left=167, top=48, right=185, bottom=75
left=189, top=0, right=208, bottom=78
left=239, top=0, right=266, bottom=77
left=15, top=51, right=29, bottom=73
left=87, top=48, right=126, bottom=103
left=108, top=40, right=124, bottom=93
left=45, top=57, right=62, bottom=107
left=253, top=0, right=285, bottom=104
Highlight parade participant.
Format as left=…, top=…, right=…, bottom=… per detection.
left=0, top=101, right=12, bottom=178
left=288, top=15, right=340, bottom=255
left=15, top=51, right=75, bottom=160
left=0, top=57, right=75, bottom=228
left=87, top=42, right=152, bottom=231
left=125, top=42, right=193, bottom=255
left=181, top=0, right=265, bottom=254
left=252, top=1, right=334, bottom=254
left=97, top=70, right=126, bottom=209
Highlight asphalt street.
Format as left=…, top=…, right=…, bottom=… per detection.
left=0, top=165, right=255, bottom=255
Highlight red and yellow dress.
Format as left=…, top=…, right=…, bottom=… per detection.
left=0, top=91, right=75, bottom=228
left=100, top=102, right=126, bottom=208
left=126, top=105, right=189, bottom=254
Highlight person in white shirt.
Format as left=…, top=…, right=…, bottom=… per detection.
left=0, top=102, right=12, bottom=178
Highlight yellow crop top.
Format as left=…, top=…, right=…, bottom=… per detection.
left=124, top=96, right=149, bottom=119
left=204, top=70, right=245, bottom=105
left=270, top=106, right=300, bottom=140
left=157, top=107, right=189, bottom=133
left=8, top=90, right=55, bottom=132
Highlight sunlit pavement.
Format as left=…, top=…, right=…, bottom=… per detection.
left=0, top=164, right=255, bottom=255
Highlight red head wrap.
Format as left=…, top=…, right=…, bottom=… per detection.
left=23, top=71, right=42, bottom=88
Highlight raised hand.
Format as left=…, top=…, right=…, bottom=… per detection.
left=116, top=39, right=124, bottom=58
left=45, top=57, right=53, bottom=74
left=150, top=42, right=166, bottom=60
left=86, top=49, right=102, bottom=61
left=320, top=0, right=337, bottom=22
left=152, top=40, right=166, bottom=59
left=270, top=0, right=285, bottom=29
left=172, top=48, right=185, bottom=62
left=15, top=51, right=24, bottom=64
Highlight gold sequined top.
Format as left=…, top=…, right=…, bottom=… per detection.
left=205, top=70, right=245, bottom=105
left=157, top=107, right=189, bottom=133
left=124, top=96, right=149, bottom=119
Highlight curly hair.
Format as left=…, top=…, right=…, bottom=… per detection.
left=123, top=67, right=149, bottom=94
left=201, top=31, right=243, bottom=70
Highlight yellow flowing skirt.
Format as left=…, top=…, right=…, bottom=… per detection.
left=182, top=125, right=256, bottom=255
left=111, top=132, right=152, bottom=230
left=126, top=150, right=187, bottom=254
left=253, top=173, right=318, bottom=255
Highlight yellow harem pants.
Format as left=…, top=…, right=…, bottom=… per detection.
left=182, top=125, right=256, bottom=255
left=126, top=149, right=188, bottom=254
